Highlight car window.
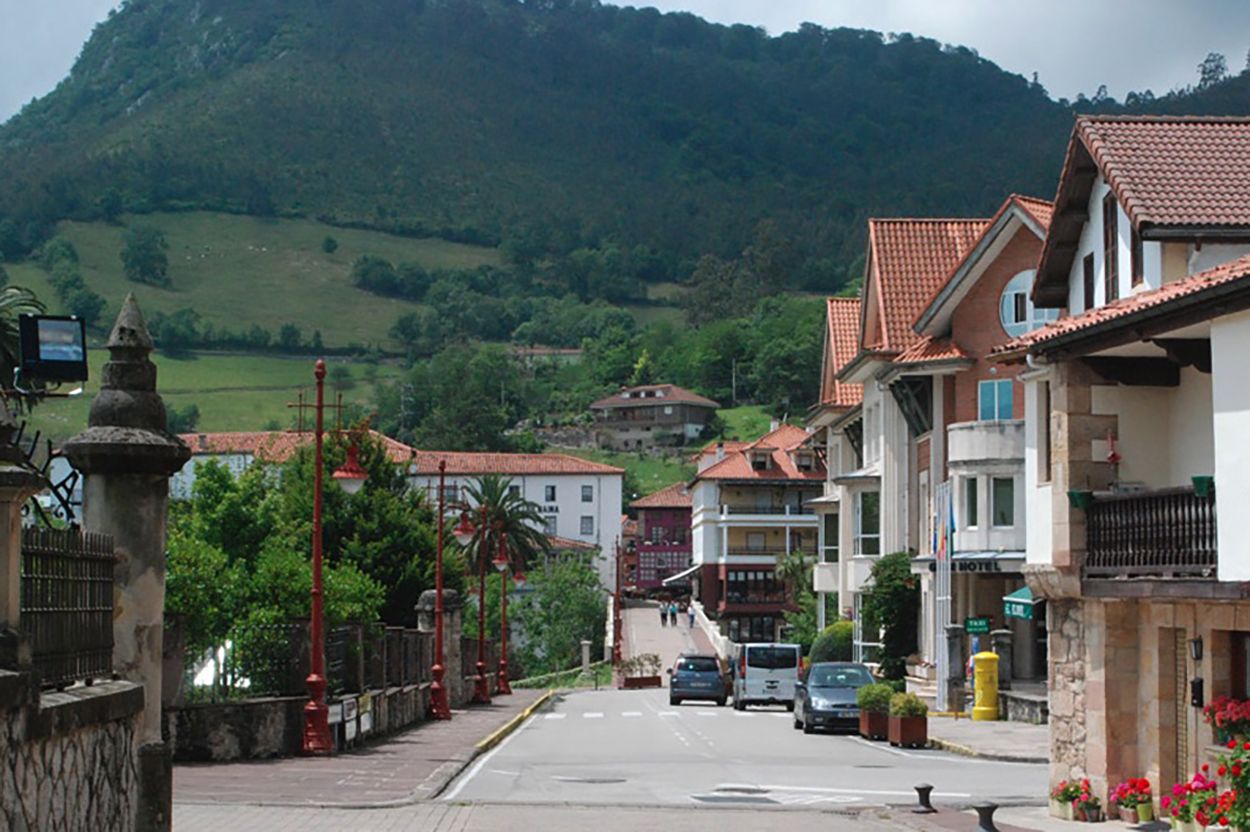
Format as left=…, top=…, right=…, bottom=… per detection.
left=808, top=665, right=874, bottom=688
left=746, top=646, right=798, bottom=670
left=677, top=657, right=720, bottom=673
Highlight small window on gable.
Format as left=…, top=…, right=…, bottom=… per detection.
left=1103, top=192, right=1119, bottom=302
left=999, top=270, right=1057, bottom=337
left=751, top=452, right=770, bottom=471
left=1131, top=227, right=1144, bottom=287
left=795, top=452, right=813, bottom=471
left=1083, top=254, right=1096, bottom=312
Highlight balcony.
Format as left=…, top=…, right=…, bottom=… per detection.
left=1084, top=485, right=1217, bottom=579
left=947, top=419, right=1025, bottom=466
left=721, top=505, right=814, bottom=516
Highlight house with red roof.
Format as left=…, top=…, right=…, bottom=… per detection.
left=689, top=424, right=824, bottom=644
left=628, top=482, right=693, bottom=591
left=589, top=384, right=720, bottom=451
left=994, top=115, right=1250, bottom=797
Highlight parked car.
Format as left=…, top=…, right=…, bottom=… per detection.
left=731, top=642, right=801, bottom=710
left=793, top=661, right=875, bottom=734
left=668, top=654, right=727, bottom=706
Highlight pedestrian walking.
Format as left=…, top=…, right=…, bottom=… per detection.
left=687, top=604, right=695, bottom=629
left=668, top=601, right=678, bottom=627
left=659, top=601, right=667, bottom=627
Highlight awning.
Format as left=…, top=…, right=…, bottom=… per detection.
left=1003, top=586, right=1039, bottom=620
left=661, top=564, right=700, bottom=585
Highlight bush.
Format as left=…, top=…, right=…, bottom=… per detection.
left=322, top=236, right=338, bottom=254
left=889, top=691, right=928, bottom=718
left=809, top=619, right=854, bottom=663
left=856, top=682, right=893, bottom=714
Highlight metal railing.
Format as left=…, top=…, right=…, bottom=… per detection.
left=19, top=528, right=116, bottom=690
left=721, top=505, right=813, bottom=516
left=1085, top=485, right=1217, bottom=578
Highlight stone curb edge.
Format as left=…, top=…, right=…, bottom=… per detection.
left=475, top=689, right=555, bottom=754
left=927, top=736, right=1049, bottom=764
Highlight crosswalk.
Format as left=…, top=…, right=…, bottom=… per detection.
left=546, top=710, right=793, bottom=721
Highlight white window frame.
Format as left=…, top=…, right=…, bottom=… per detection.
left=580, top=515, right=594, bottom=536
left=544, top=485, right=556, bottom=502
left=991, top=477, right=1015, bottom=528
left=581, top=484, right=593, bottom=503
left=853, top=491, right=880, bottom=556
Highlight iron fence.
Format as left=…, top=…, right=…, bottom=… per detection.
left=19, top=528, right=116, bottom=690
left=1085, top=485, right=1218, bottom=578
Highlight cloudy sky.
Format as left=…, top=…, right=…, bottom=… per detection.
left=2, top=0, right=1247, bottom=122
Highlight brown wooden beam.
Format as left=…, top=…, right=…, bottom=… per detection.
left=1151, top=338, right=1212, bottom=373
left=1083, top=356, right=1180, bottom=386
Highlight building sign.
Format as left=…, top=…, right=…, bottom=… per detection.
left=1003, top=586, right=1035, bottom=621
left=965, top=616, right=991, bottom=634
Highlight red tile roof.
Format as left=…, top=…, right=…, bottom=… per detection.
left=691, top=439, right=750, bottom=463
left=893, top=336, right=971, bottom=366
left=630, top=481, right=692, bottom=509
left=695, top=424, right=824, bottom=481
left=409, top=451, right=624, bottom=476
left=995, top=252, right=1250, bottom=358
left=820, top=298, right=863, bottom=408
left=180, top=430, right=415, bottom=464
left=590, top=384, right=720, bottom=411
left=1013, top=194, right=1055, bottom=230
left=547, top=535, right=598, bottom=552
left=865, top=218, right=990, bottom=352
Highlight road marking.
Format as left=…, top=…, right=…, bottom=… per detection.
left=849, top=736, right=914, bottom=757
left=441, top=708, right=536, bottom=801
left=748, top=783, right=974, bottom=799
left=695, top=711, right=717, bottom=717
left=584, top=712, right=604, bottom=719
left=487, top=769, right=520, bottom=776
left=544, top=713, right=566, bottom=720
left=731, top=711, right=753, bottom=717
left=621, top=711, right=642, bottom=717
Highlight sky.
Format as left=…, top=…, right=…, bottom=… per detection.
left=2, top=0, right=1248, bottom=123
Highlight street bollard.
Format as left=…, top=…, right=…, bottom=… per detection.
left=974, top=801, right=999, bottom=831
left=972, top=652, right=999, bottom=721
left=912, top=783, right=937, bottom=814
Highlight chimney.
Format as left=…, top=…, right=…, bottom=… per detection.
left=715, top=441, right=725, bottom=462
left=770, top=419, right=780, bottom=431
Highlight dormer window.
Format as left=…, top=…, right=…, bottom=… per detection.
left=750, top=452, right=770, bottom=471
left=794, top=452, right=814, bottom=471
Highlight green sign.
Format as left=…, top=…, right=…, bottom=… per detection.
left=1005, top=599, right=1034, bottom=621
left=965, top=616, right=991, bottom=634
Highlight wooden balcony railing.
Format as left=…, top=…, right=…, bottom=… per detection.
left=1085, top=485, right=1217, bottom=578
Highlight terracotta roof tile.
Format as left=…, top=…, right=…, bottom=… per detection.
left=1013, top=194, right=1055, bottom=230
left=180, top=430, right=415, bottom=464
left=866, top=218, right=990, bottom=352
left=547, top=535, right=598, bottom=552
left=590, top=384, right=720, bottom=410
left=409, top=451, right=624, bottom=476
left=630, top=481, right=692, bottom=509
left=995, top=252, right=1250, bottom=356
left=820, top=297, right=863, bottom=408
left=894, top=336, right=971, bottom=366
left=696, top=424, right=824, bottom=481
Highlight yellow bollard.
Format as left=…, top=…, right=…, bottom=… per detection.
left=972, top=651, right=999, bottom=721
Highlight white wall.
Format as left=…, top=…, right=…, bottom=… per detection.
left=1190, top=243, right=1250, bottom=275
left=1212, top=310, right=1250, bottom=581
left=1023, top=376, right=1054, bottom=566
left=691, top=480, right=719, bottom=567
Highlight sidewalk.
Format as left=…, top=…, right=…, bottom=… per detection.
left=173, top=689, right=546, bottom=808
left=927, top=715, right=1049, bottom=763
left=623, top=601, right=713, bottom=666
left=895, top=805, right=1168, bottom=832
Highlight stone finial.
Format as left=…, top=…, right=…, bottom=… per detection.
left=107, top=293, right=155, bottom=353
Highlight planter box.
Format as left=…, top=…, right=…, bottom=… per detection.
left=888, top=714, right=927, bottom=748
left=1048, top=799, right=1073, bottom=820
left=621, top=675, right=661, bottom=689
left=859, top=710, right=888, bottom=740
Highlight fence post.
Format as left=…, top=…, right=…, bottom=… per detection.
left=62, top=295, right=191, bottom=832
left=0, top=398, right=46, bottom=670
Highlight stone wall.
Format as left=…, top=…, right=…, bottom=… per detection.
left=0, top=672, right=144, bottom=832
left=1048, top=599, right=1087, bottom=787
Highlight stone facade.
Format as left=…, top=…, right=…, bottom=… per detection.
left=1047, top=599, right=1087, bottom=786
left=0, top=675, right=143, bottom=832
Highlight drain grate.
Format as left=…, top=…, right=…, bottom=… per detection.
left=551, top=776, right=627, bottom=784
left=692, top=794, right=779, bottom=805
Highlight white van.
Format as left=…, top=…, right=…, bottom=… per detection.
left=731, top=643, right=801, bottom=710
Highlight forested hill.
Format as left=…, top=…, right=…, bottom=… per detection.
left=0, top=0, right=1077, bottom=283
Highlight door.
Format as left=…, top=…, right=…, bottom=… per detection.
left=1159, top=627, right=1189, bottom=791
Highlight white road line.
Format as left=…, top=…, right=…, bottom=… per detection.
left=621, top=711, right=642, bottom=717
left=544, top=713, right=566, bottom=720
left=848, top=736, right=914, bottom=757
left=695, top=711, right=717, bottom=717
left=584, top=712, right=604, bottom=719
left=754, top=783, right=973, bottom=799
left=440, top=710, right=536, bottom=801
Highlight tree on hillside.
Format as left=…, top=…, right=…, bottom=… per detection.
left=1199, top=52, right=1229, bottom=89
left=278, top=323, right=302, bottom=351
left=120, top=226, right=170, bottom=287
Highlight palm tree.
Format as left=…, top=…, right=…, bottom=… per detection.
left=460, top=474, right=551, bottom=575
left=776, top=548, right=812, bottom=604
left=0, top=286, right=46, bottom=409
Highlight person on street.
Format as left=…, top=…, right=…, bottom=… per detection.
left=668, top=601, right=678, bottom=626
left=659, top=601, right=667, bottom=627
left=687, top=604, right=695, bottom=628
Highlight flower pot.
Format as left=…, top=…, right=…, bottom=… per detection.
left=1119, top=806, right=1139, bottom=824
left=887, top=714, right=927, bottom=748
left=621, top=675, right=661, bottom=689
left=1173, top=820, right=1202, bottom=832
left=1136, top=802, right=1153, bottom=822
left=859, top=710, right=888, bottom=740
left=1192, top=475, right=1215, bottom=498
left=1067, top=489, right=1095, bottom=509
left=1049, top=799, right=1074, bottom=820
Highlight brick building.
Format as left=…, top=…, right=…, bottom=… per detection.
left=629, top=482, right=693, bottom=591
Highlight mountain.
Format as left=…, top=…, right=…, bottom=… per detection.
left=0, top=0, right=1076, bottom=280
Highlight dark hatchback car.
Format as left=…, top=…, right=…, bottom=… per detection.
left=793, top=662, right=874, bottom=734
left=668, top=654, right=728, bottom=706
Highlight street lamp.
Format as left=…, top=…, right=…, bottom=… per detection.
left=428, top=460, right=452, bottom=721
left=612, top=537, right=623, bottom=666
left=454, top=509, right=492, bottom=705
left=303, top=359, right=371, bottom=755
left=495, top=530, right=512, bottom=696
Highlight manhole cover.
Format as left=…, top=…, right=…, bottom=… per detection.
left=551, top=776, right=627, bottom=784
left=692, top=794, right=779, bottom=805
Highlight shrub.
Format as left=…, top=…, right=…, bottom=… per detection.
left=889, top=691, right=928, bottom=718
left=809, top=619, right=854, bottom=663
left=856, top=682, right=893, bottom=713
left=322, top=236, right=338, bottom=254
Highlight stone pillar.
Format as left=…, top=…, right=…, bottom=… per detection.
left=63, top=295, right=190, bottom=832
left=991, top=628, right=1013, bottom=691
left=944, top=623, right=966, bottom=713
left=0, top=401, right=49, bottom=671
left=416, top=588, right=464, bottom=706
left=1050, top=361, right=1116, bottom=572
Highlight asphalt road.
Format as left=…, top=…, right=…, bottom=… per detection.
left=441, top=687, right=1046, bottom=809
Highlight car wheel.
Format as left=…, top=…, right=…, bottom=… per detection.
left=734, top=698, right=745, bottom=711
left=803, top=720, right=815, bottom=735
left=716, top=697, right=727, bottom=707
left=785, top=701, right=795, bottom=713
left=669, top=697, right=680, bottom=706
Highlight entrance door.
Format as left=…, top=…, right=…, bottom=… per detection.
left=1160, top=628, right=1189, bottom=791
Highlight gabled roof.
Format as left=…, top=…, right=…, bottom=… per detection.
left=180, top=430, right=415, bottom=464
left=630, top=481, right=692, bottom=509
left=1035, top=116, right=1250, bottom=307
left=818, top=297, right=863, bottom=409
left=862, top=218, right=990, bottom=353
left=995, top=252, right=1250, bottom=360
left=914, top=195, right=1052, bottom=336
left=590, top=384, right=720, bottom=411
left=892, top=336, right=972, bottom=368
left=409, top=451, right=624, bottom=476
left=694, top=424, right=824, bottom=482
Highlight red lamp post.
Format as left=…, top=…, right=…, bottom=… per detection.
left=454, top=509, right=491, bottom=705
left=428, top=460, right=452, bottom=720
left=612, top=537, right=623, bottom=666
left=302, top=359, right=368, bottom=756
left=494, top=531, right=512, bottom=696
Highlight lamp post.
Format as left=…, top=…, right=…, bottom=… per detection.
left=495, top=531, right=512, bottom=696
left=612, top=537, right=623, bottom=665
left=454, top=509, right=491, bottom=705
left=302, top=359, right=368, bottom=756
left=429, top=460, right=452, bottom=720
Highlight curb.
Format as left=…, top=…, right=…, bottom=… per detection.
left=475, top=689, right=555, bottom=753
left=928, top=736, right=1048, bottom=764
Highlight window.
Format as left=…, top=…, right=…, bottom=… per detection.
left=543, top=515, right=557, bottom=536
left=965, top=477, right=979, bottom=529
left=746, top=532, right=766, bottom=551
left=992, top=477, right=1015, bottom=527
left=1038, top=381, right=1051, bottom=484
left=581, top=484, right=593, bottom=502
left=998, top=271, right=1058, bottom=339
left=978, top=379, right=1014, bottom=421
left=650, top=525, right=664, bottom=544
left=1131, top=227, right=1144, bottom=287
left=1083, top=254, right=1096, bottom=311
left=544, top=485, right=556, bottom=503
left=580, top=515, right=594, bottom=535
left=664, top=405, right=673, bottom=415
left=1103, top=192, right=1119, bottom=302
left=507, top=485, right=520, bottom=498
left=750, top=452, right=770, bottom=471
left=440, top=484, right=458, bottom=504
left=853, top=491, right=880, bottom=556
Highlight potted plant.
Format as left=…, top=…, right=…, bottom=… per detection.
left=1111, top=778, right=1153, bottom=824
left=1210, top=741, right=1250, bottom=830
left=1204, top=696, right=1250, bottom=745
left=1162, top=770, right=1218, bottom=832
left=1049, top=780, right=1080, bottom=820
left=1073, top=788, right=1102, bottom=823
left=1067, top=489, right=1094, bottom=509
left=1193, top=475, right=1215, bottom=498
left=887, top=691, right=928, bottom=748
left=620, top=653, right=663, bottom=689
left=856, top=683, right=892, bottom=741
